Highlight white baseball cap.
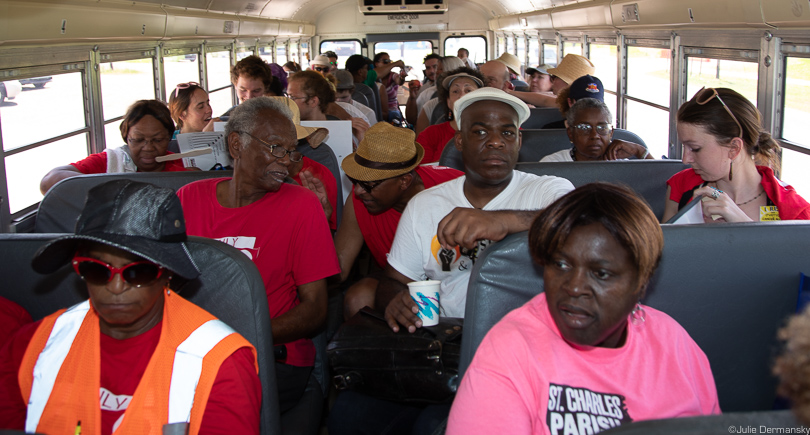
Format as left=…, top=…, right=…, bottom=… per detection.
left=453, top=87, right=531, bottom=127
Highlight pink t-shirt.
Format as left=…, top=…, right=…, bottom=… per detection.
left=447, top=293, right=719, bottom=435
left=177, top=178, right=340, bottom=367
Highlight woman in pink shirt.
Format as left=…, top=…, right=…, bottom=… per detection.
left=448, top=183, right=719, bottom=435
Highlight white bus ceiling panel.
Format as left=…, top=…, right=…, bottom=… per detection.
left=608, top=0, right=766, bottom=28
left=0, top=1, right=169, bottom=45
left=761, top=0, right=810, bottom=27
left=550, top=3, right=613, bottom=28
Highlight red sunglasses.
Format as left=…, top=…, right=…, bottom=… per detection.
left=72, top=256, right=164, bottom=287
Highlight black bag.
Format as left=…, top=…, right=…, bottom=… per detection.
left=327, top=307, right=462, bottom=404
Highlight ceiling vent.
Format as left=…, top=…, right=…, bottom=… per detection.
left=359, top=0, right=447, bottom=15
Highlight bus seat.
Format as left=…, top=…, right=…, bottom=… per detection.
left=35, top=171, right=233, bottom=233
left=353, top=82, right=381, bottom=122
left=521, top=107, right=564, bottom=129
left=460, top=222, right=810, bottom=412
left=297, top=141, right=343, bottom=229
left=517, top=128, right=649, bottom=162
left=438, top=137, right=462, bottom=170
left=0, top=234, right=282, bottom=435
left=368, top=82, right=384, bottom=122
left=600, top=410, right=805, bottom=434
left=514, top=160, right=689, bottom=220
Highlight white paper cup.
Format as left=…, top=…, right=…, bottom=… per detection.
left=407, top=280, right=441, bottom=327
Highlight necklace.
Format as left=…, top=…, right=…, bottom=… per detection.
left=735, top=189, right=765, bottom=206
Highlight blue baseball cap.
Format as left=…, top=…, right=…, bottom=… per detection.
left=569, top=75, right=604, bottom=101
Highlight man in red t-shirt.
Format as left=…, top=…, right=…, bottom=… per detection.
left=337, top=122, right=462, bottom=319
left=177, top=97, right=340, bottom=414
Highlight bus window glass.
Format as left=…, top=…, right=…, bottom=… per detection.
left=627, top=46, right=671, bottom=108
left=516, top=36, right=526, bottom=69
left=506, top=35, right=515, bottom=55
left=6, top=134, right=88, bottom=213
left=781, top=57, right=810, bottom=145
left=300, top=41, right=310, bottom=69
left=236, top=50, right=253, bottom=61
left=626, top=99, right=669, bottom=160
left=563, top=42, right=582, bottom=56
left=206, top=50, right=232, bottom=90
left=685, top=57, right=758, bottom=106
left=289, top=41, right=299, bottom=66
left=320, top=40, right=362, bottom=68
left=780, top=148, right=810, bottom=199
left=445, top=36, right=487, bottom=65
left=209, top=89, right=232, bottom=117
left=543, top=43, right=557, bottom=66
left=164, top=54, right=200, bottom=101
left=590, top=44, right=617, bottom=92
left=276, top=43, right=288, bottom=65
left=103, top=120, right=123, bottom=150
left=374, top=41, right=433, bottom=83
left=2, top=72, right=86, bottom=152
left=528, top=38, right=540, bottom=68
left=604, top=92, right=618, bottom=125
left=259, top=45, right=274, bottom=64
left=100, top=59, right=155, bottom=120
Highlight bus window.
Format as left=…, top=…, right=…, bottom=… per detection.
left=506, top=35, right=515, bottom=56
left=1, top=71, right=88, bottom=213
left=626, top=45, right=671, bottom=158
left=528, top=38, right=540, bottom=68
left=496, top=35, right=505, bottom=57
left=590, top=43, right=618, bottom=122
left=100, top=58, right=155, bottom=124
left=320, top=40, right=362, bottom=68
left=781, top=56, right=810, bottom=198
left=373, top=41, right=433, bottom=82
left=236, top=50, right=254, bottom=61
left=542, top=41, right=557, bottom=66
left=300, top=40, right=310, bottom=69
left=289, top=41, right=299, bottom=66
left=563, top=41, right=582, bottom=56
left=685, top=57, right=758, bottom=106
left=276, top=42, right=288, bottom=66
left=163, top=52, right=201, bottom=101
left=445, top=36, right=487, bottom=66
left=259, top=45, right=274, bottom=64
left=207, top=49, right=234, bottom=115
left=516, top=35, right=526, bottom=71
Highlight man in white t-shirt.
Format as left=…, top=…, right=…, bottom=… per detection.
left=377, top=87, right=575, bottom=332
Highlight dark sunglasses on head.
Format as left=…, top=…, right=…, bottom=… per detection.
left=72, top=256, right=164, bottom=287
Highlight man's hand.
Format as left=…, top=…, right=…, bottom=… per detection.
left=384, top=289, right=421, bottom=333
left=436, top=208, right=509, bottom=250
left=299, top=170, right=332, bottom=221
left=351, top=117, right=370, bottom=143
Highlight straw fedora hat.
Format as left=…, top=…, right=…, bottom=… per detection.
left=547, top=54, right=596, bottom=86
left=267, top=96, right=329, bottom=148
left=341, top=122, right=424, bottom=182
left=495, top=52, right=522, bottom=75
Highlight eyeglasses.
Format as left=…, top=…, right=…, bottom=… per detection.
left=174, top=81, right=200, bottom=98
left=239, top=131, right=303, bottom=162
left=347, top=176, right=393, bottom=193
left=571, top=123, right=612, bottom=136
left=288, top=95, right=309, bottom=102
left=72, top=256, right=164, bottom=287
left=313, top=66, right=330, bottom=73
left=694, top=87, right=744, bottom=138
left=127, top=137, right=170, bottom=148
left=382, top=59, right=392, bottom=64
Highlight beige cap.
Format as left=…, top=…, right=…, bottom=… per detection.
left=546, top=54, right=596, bottom=86
left=495, top=52, right=522, bottom=75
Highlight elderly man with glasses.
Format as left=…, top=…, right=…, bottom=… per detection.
left=177, top=96, right=340, bottom=415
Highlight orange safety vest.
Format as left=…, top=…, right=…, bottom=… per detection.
left=18, top=290, right=258, bottom=435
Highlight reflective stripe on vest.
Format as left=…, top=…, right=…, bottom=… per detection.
left=26, top=300, right=91, bottom=433
left=25, top=303, right=236, bottom=431
left=168, top=319, right=236, bottom=424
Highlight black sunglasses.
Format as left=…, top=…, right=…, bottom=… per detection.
left=347, top=176, right=394, bottom=193
left=313, top=66, right=330, bottom=73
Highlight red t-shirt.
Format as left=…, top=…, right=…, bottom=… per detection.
left=292, top=157, right=338, bottom=230
left=416, top=121, right=456, bottom=164
left=177, top=178, right=340, bottom=366
left=0, top=320, right=260, bottom=434
left=0, top=296, right=31, bottom=349
left=667, top=166, right=810, bottom=220
left=71, top=151, right=187, bottom=174
left=353, top=165, right=463, bottom=268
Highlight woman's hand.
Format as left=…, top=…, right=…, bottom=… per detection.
left=605, top=139, right=650, bottom=160
left=300, top=170, right=333, bottom=221
left=694, top=186, right=753, bottom=223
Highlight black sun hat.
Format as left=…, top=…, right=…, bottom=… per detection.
left=31, top=180, right=200, bottom=280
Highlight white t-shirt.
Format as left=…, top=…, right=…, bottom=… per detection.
left=540, top=148, right=574, bottom=162
left=416, top=84, right=437, bottom=116
left=387, top=171, right=574, bottom=317
left=420, top=97, right=441, bottom=125
left=337, top=101, right=371, bottom=125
